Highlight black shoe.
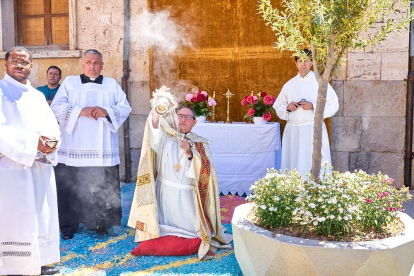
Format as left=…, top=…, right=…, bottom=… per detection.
left=61, top=231, right=74, bottom=240
left=96, top=226, right=108, bottom=235
left=41, top=266, right=60, bottom=275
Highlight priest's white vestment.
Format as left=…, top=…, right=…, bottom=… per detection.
left=51, top=76, right=132, bottom=167
left=0, top=74, right=61, bottom=275
left=128, top=114, right=232, bottom=260
left=273, top=71, right=339, bottom=176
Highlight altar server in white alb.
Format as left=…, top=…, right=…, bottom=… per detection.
left=273, top=49, right=339, bottom=177
left=0, top=47, right=60, bottom=275
left=51, top=49, right=132, bottom=240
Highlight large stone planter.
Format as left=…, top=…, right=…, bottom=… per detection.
left=232, top=203, right=414, bottom=276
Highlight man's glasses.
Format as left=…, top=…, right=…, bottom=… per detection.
left=177, top=114, right=194, bottom=121
left=9, top=59, right=31, bottom=68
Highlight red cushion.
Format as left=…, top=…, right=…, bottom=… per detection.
left=130, top=235, right=201, bottom=256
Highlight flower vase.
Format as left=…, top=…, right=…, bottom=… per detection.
left=253, top=116, right=266, bottom=124
left=196, top=116, right=206, bottom=123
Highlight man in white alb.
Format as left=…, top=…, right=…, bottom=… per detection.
left=273, top=49, right=339, bottom=177
left=51, top=49, right=131, bottom=239
left=0, top=46, right=60, bottom=275
left=129, top=88, right=231, bottom=260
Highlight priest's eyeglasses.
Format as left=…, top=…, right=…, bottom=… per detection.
left=177, top=114, right=194, bottom=121
left=9, top=59, right=31, bottom=68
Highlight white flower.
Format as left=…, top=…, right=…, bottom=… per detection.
left=269, top=207, right=274, bottom=211
left=339, top=208, right=343, bottom=213
left=344, top=216, right=349, bottom=221
left=300, top=210, right=305, bottom=214
left=309, top=203, right=316, bottom=208
left=313, top=221, right=318, bottom=226
left=338, top=216, right=342, bottom=221
left=249, top=185, right=256, bottom=190
left=320, top=217, right=326, bottom=222
left=295, top=197, right=302, bottom=202
left=274, top=196, right=280, bottom=201
left=260, top=205, right=267, bottom=210
left=330, top=215, right=335, bottom=219
left=318, top=198, right=323, bottom=202
left=305, top=211, right=311, bottom=216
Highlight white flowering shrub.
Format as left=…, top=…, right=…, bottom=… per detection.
left=247, top=167, right=411, bottom=238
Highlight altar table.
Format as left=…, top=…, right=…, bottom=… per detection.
left=192, top=122, right=282, bottom=195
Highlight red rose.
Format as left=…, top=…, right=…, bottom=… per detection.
left=241, top=99, right=247, bottom=107
left=191, top=96, right=198, bottom=102
left=197, top=93, right=207, bottom=102
left=247, top=108, right=256, bottom=117
left=260, top=91, right=267, bottom=97
left=263, top=95, right=275, bottom=105
left=246, top=95, right=256, bottom=104
left=262, top=112, right=271, bottom=121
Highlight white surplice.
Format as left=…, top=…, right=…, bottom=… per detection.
left=149, top=115, right=201, bottom=238
left=273, top=71, right=339, bottom=177
left=50, top=76, right=132, bottom=166
left=0, top=74, right=61, bottom=275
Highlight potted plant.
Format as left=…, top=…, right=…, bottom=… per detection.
left=181, top=90, right=216, bottom=123
left=241, top=91, right=276, bottom=124
left=232, top=168, right=414, bottom=275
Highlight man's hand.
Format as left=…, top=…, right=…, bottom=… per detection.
left=38, top=135, right=57, bottom=155
left=181, top=139, right=192, bottom=158
left=80, top=107, right=98, bottom=120
left=80, top=106, right=108, bottom=120
left=301, top=101, right=314, bottom=110
left=287, top=101, right=299, bottom=112
left=90, top=107, right=108, bottom=118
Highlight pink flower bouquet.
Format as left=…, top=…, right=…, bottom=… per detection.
left=181, top=90, right=216, bottom=117
left=241, top=91, right=275, bottom=121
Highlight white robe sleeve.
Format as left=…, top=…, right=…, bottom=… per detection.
left=50, top=80, right=83, bottom=135
left=0, top=94, right=39, bottom=167
left=103, top=82, right=132, bottom=133
left=273, top=85, right=289, bottom=121
left=37, top=97, right=61, bottom=165
left=148, top=113, right=165, bottom=154
left=312, top=83, right=339, bottom=119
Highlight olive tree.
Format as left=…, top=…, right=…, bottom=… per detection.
left=258, top=0, right=414, bottom=179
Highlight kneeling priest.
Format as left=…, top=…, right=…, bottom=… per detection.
left=128, top=87, right=232, bottom=260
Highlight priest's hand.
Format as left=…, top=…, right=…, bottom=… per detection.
left=181, top=139, right=192, bottom=158
left=287, top=102, right=299, bottom=112
left=90, top=107, right=108, bottom=118
left=38, top=135, right=57, bottom=155
left=80, top=107, right=98, bottom=120
left=301, top=101, right=314, bottom=110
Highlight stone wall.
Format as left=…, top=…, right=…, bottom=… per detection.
left=331, top=25, right=409, bottom=188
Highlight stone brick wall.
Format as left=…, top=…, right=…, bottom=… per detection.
left=331, top=26, right=409, bottom=188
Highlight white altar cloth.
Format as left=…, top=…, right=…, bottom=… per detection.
left=192, top=122, right=282, bottom=195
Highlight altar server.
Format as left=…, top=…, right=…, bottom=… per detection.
left=273, top=49, right=339, bottom=177
left=129, top=87, right=232, bottom=260
left=0, top=46, right=60, bottom=275
left=51, top=49, right=131, bottom=239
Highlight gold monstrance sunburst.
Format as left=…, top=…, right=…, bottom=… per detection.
left=223, top=88, right=234, bottom=124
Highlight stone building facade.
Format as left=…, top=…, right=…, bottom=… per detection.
left=331, top=25, right=409, bottom=188
left=0, top=0, right=411, bottom=187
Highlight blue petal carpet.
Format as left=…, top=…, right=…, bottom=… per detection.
left=55, top=183, right=244, bottom=275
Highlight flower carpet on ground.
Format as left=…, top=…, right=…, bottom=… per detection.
left=54, top=183, right=246, bottom=275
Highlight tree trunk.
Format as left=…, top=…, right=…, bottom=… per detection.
left=310, top=80, right=329, bottom=180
